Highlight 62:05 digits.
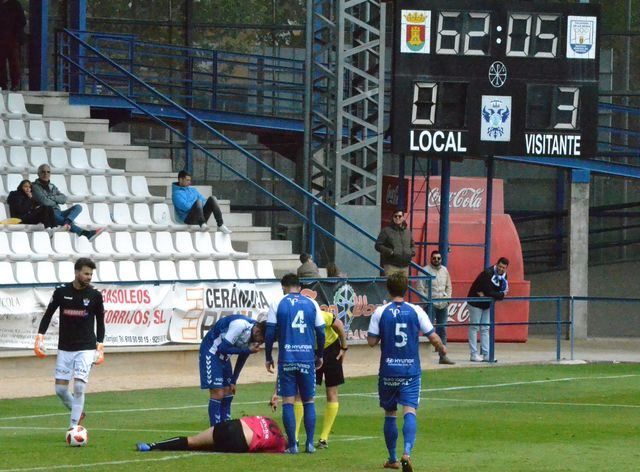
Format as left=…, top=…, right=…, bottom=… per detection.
left=435, top=10, right=561, bottom=58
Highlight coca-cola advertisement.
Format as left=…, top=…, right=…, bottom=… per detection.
left=382, top=174, right=531, bottom=342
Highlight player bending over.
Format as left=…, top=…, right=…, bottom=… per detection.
left=136, top=415, right=286, bottom=453
left=200, top=315, right=266, bottom=425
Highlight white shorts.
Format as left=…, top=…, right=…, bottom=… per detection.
left=55, top=350, right=95, bottom=383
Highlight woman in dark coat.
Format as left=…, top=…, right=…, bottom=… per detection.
left=7, top=179, right=56, bottom=227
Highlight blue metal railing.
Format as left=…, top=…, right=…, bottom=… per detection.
left=55, top=30, right=305, bottom=121
left=55, top=29, right=394, bottom=274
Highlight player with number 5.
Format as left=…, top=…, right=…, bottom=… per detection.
left=367, top=272, right=446, bottom=472
left=265, top=273, right=325, bottom=454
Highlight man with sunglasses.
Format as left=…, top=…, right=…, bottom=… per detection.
left=417, top=250, right=455, bottom=365
left=32, top=164, right=103, bottom=240
left=375, top=209, right=416, bottom=276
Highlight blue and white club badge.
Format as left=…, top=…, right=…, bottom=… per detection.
left=481, top=96, right=512, bottom=142
left=566, top=16, right=597, bottom=60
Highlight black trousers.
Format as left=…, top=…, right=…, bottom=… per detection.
left=184, top=197, right=223, bottom=226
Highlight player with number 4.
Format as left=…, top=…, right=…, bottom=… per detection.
left=367, top=272, right=446, bottom=472
left=265, top=273, right=325, bottom=454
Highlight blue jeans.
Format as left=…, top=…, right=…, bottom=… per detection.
left=429, top=306, right=449, bottom=345
left=468, top=305, right=490, bottom=358
left=53, top=205, right=83, bottom=236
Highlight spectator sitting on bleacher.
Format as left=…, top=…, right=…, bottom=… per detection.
left=171, top=170, right=231, bottom=234
left=31, top=164, right=103, bottom=240
left=297, top=253, right=320, bottom=278
left=7, top=179, right=56, bottom=227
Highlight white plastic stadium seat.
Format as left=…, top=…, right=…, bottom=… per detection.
left=174, top=231, right=209, bottom=259
left=112, top=203, right=147, bottom=231
left=97, top=260, right=119, bottom=282
left=177, top=260, right=198, bottom=280
left=28, top=147, right=49, bottom=170
left=73, top=234, right=108, bottom=260
left=193, top=231, right=229, bottom=259
left=236, top=260, right=257, bottom=279
left=71, top=203, right=95, bottom=227
left=90, top=175, right=124, bottom=203
left=109, top=175, right=135, bottom=202
left=70, top=148, right=101, bottom=175
left=49, top=121, right=82, bottom=147
left=197, top=260, right=218, bottom=280
left=93, top=231, right=128, bottom=260
left=56, top=261, right=75, bottom=282
left=70, top=175, right=105, bottom=203
left=7, top=146, right=29, bottom=172
left=91, top=203, right=122, bottom=229
left=36, top=261, right=59, bottom=283
left=5, top=174, right=24, bottom=197
left=0, top=261, right=18, bottom=284
left=89, top=148, right=124, bottom=175
left=50, top=147, right=71, bottom=169
left=130, top=176, right=164, bottom=203
left=134, top=232, right=172, bottom=260
left=214, top=232, right=248, bottom=259
left=0, top=120, right=25, bottom=145
left=0, top=94, right=24, bottom=119
left=216, top=260, right=238, bottom=279
left=117, top=260, right=139, bottom=282
left=154, top=232, right=190, bottom=260
left=256, top=260, right=276, bottom=279
left=28, top=120, right=56, bottom=146
left=7, top=119, right=30, bottom=144
left=131, top=203, right=165, bottom=231
left=15, top=261, right=38, bottom=283
left=51, top=232, right=76, bottom=259
left=114, top=232, right=151, bottom=260
left=48, top=174, right=79, bottom=203
left=0, top=147, right=23, bottom=173
left=6, top=93, right=40, bottom=118
left=32, top=231, right=68, bottom=261
left=157, top=260, right=178, bottom=281
left=137, top=260, right=158, bottom=281
left=10, top=232, right=47, bottom=261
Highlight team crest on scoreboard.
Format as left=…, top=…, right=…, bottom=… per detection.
left=566, top=16, right=597, bottom=60
left=400, top=10, right=430, bottom=54
left=481, top=96, right=511, bottom=142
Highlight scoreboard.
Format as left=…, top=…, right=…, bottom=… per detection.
left=391, top=0, right=600, bottom=158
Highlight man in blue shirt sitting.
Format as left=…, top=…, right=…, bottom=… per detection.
left=172, top=170, right=231, bottom=233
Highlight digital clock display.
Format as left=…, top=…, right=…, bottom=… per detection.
left=391, top=0, right=600, bottom=158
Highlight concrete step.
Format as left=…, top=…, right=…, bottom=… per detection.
left=254, top=254, right=299, bottom=275
left=234, top=239, right=292, bottom=254
left=230, top=227, right=272, bottom=241
left=224, top=212, right=253, bottom=227
left=84, top=131, right=131, bottom=146
left=43, top=104, right=91, bottom=119
left=21, top=91, right=71, bottom=106
left=45, top=117, right=110, bottom=134
left=85, top=144, right=149, bottom=161
left=125, top=158, right=173, bottom=173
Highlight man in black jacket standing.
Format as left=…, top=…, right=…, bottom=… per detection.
left=375, top=209, right=416, bottom=276
left=466, top=257, right=509, bottom=362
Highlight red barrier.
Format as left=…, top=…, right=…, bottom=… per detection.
left=382, top=175, right=530, bottom=342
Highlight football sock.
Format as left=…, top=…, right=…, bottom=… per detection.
left=70, top=381, right=86, bottom=427
left=282, top=403, right=297, bottom=449
left=55, top=384, right=73, bottom=411
left=294, top=401, right=304, bottom=442
left=303, top=401, right=316, bottom=447
left=221, top=395, right=233, bottom=422
left=320, top=402, right=339, bottom=441
left=384, top=416, right=398, bottom=462
left=402, top=412, right=417, bottom=456
left=208, top=398, right=222, bottom=426
left=150, top=437, right=189, bottom=451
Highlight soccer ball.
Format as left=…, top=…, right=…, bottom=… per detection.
left=66, top=425, right=88, bottom=447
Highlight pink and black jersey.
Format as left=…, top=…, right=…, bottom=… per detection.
left=244, top=416, right=287, bottom=453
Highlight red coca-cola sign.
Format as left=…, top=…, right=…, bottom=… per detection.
left=428, top=187, right=485, bottom=210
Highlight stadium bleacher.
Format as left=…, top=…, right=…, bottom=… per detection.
left=1, top=91, right=281, bottom=284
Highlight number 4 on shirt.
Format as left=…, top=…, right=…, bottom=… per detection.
left=292, top=310, right=307, bottom=334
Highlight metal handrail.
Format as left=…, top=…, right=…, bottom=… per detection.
left=57, top=28, right=392, bottom=273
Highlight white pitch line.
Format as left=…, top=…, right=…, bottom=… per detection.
left=424, top=397, right=640, bottom=409
left=0, top=453, right=199, bottom=472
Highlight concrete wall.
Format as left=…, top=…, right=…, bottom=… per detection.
left=528, top=260, right=640, bottom=337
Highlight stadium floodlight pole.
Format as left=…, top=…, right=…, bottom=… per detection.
left=489, top=300, right=496, bottom=363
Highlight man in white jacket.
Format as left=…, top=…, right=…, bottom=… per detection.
left=417, top=250, right=455, bottom=365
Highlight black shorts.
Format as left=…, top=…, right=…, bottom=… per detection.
left=316, top=340, right=344, bottom=387
left=211, top=419, right=249, bottom=453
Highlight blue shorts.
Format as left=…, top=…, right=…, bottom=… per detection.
left=199, top=352, right=232, bottom=390
left=378, top=375, right=421, bottom=411
left=277, top=362, right=316, bottom=400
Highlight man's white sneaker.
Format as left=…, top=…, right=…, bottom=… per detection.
left=218, top=224, right=232, bottom=234
left=470, top=354, right=484, bottom=362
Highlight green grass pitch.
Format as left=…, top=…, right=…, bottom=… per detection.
left=0, top=363, right=638, bottom=471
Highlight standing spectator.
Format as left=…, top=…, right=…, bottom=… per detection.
left=7, top=179, right=56, bottom=227
left=171, top=170, right=231, bottom=233
left=467, top=257, right=509, bottom=362
left=34, top=258, right=105, bottom=430
left=199, top=315, right=266, bottom=426
left=31, top=164, right=103, bottom=240
left=297, top=253, right=320, bottom=278
left=264, top=273, right=325, bottom=454
left=375, top=209, right=416, bottom=276
left=0, top=0, right=26, bottom=91
left=417, top=250, right=455, bottom=365
left=367, top=272, right=446, bottom=471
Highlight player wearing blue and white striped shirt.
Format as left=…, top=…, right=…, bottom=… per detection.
left=265, top=273, right=325, bottom=454
left=368, top=272, right=446, bottom=472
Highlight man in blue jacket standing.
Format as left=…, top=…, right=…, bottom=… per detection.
left=172, top=170, right=231, bottom=233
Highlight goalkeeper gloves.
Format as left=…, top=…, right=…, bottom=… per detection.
left=94, top=343, right=105, bottom=365
left=34, top=334, right=46, bottom=358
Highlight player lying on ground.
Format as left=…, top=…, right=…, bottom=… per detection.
left=136, top=415, right=286, bottom=453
